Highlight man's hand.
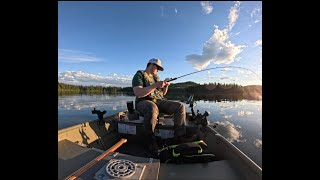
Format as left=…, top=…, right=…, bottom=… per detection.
left=161, top=80, right=170, bottom=95
left=155, top=81, right=167, bottom=88
left=164, top=81, right=171, bottom=87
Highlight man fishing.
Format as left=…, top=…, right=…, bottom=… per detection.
left=132, top=58, right=189, bottom=155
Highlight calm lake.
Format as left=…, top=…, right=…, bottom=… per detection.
left=58, top=93, right=262, bottom=167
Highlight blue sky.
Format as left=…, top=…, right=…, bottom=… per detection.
left=58, top=1, right=262, bottom=87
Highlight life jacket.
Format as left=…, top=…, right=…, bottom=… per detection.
left=136, top=70, right=164, bottom=102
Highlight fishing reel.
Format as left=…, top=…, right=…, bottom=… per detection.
left=92, top=108, right=107, bottom=125
left=195, top=110, right=210, bottom=132
left=164, top=77, right=177, bottom=82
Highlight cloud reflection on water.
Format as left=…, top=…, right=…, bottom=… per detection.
left=238, top=110, right=254, bottom=116
left=58, top=95, right=131, bottom=110
left=215, top=121, right=246, bottom=143
left=254, top=139, right=262, bottom=150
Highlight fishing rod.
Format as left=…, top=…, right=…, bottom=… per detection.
left=165, top=66, right=262, bottom=82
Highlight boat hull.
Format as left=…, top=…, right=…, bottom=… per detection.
left=58, top=110, right=262, bottom=180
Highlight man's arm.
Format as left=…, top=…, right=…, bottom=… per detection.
left=133, top=81, right=167, bottom=98
left=132, top=72, right=166, bottom=98
left=133, top=84, right=157, bottom=98
left=132, top=72, right=152, bottom=98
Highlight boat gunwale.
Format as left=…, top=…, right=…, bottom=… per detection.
left=207, top=125, right=262, bottom=175
left=58, top=111, right=125, bottom=135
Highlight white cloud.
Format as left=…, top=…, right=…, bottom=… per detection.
left=254, top=20, right=260, bottom=23
left=186, top=28, right=245, bottom=70
left=235, top=57, right=242, bottom=61
left=237, top=69, right=252, bottom=75
left=220, top=77, right=230, bottom=80
left=248, top=5, right=262, bottom=27
left=186, top=2, right=245, bottom=70
left=58, top=71, right=132, bottom=87
left=250, top=7, right=261, bottom=18
left=255, top=39, right=262, bottom=46
left=220, top=76, right=239, bottom=82
left=58, top=49, right=104, bottom=63
left=201, top=1, right=213, bottom=14
left=175, top=8, right=178, bottom=14
left=228, top=1, right=241, bottom=31
left=221, top=67, right=232, bottom=72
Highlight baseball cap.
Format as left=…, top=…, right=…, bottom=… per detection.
left=148, top=58, right=164, bottom=71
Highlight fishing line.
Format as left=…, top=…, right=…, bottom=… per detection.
left=166, top=66, right=262, bottom=82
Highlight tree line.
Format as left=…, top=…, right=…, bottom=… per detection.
left=58, top=81, right=261, bottom=96
left=58, top=82, right=128, bottom=93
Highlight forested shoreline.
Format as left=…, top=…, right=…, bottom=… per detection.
left=58, top=81, right=262, bottom=100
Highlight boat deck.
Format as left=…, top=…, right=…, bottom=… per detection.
left=58, top=139, right=161, bottom=180
left=58, top=138, right=244, bottom=180
left=58, top=111, right=260, bottom=180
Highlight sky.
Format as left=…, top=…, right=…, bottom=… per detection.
left=58, top=1, right=262, bottom=87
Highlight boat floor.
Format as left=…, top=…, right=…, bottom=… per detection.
left=59, top=138, right=244, bottom=180
left=58, top=139, right=161, bottom=180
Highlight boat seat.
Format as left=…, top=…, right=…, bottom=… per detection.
left=139, top=113, right=173, bottom=124
left=126, top=111, right=174, bottom=126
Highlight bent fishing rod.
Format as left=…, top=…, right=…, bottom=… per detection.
left=165, top=66, right=262, bottom=82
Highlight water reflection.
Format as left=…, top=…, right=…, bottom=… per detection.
left=165, top=93, right=261, bottom=103
left=254, top=139, right=262, bottom=150
left=58, top=94, right=134, bottom=111
left=222, top=115, right=232, bottom=119
left=58, top=93, right=261, bottom=167
left=214, top=121, right=246, bottom=143
left=238, top=110, right=254, bottom=116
